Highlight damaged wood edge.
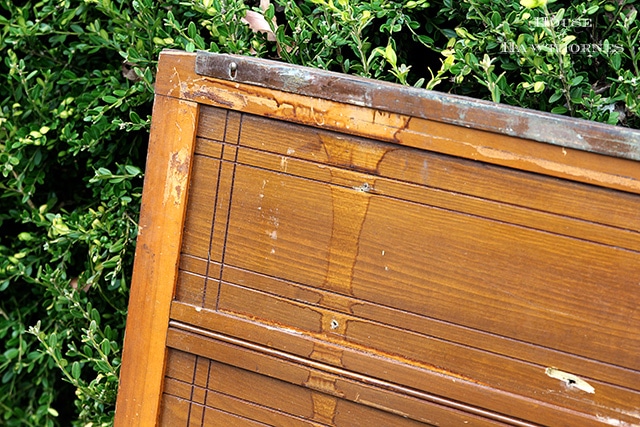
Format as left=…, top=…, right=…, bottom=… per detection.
left=545, top=367, right=596, bottom=394
left=114, top=96, right=199, bottom=427
left=155, top=52, right=640, bottom=195
left=193, top=50, right=640, bottom=162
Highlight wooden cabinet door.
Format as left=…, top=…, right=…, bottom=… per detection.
left=115, top=50, right=640, bottom=426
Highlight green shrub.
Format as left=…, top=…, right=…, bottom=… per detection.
left=0, top=0, right=637, bottom=426
left=425, top=0, right=640, bottom=127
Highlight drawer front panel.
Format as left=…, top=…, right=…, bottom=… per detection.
left=115, top=52, right=640, bottom=427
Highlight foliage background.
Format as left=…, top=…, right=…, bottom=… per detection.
left=0, top=0, right=638, bottom=425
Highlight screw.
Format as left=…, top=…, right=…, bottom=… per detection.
left=229, top=62, right=238, bottom=79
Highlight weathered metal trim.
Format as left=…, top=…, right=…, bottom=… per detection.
left=194, top=51, right=640, bottom=162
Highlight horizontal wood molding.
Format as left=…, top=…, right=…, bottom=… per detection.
left=155, top=50, right=640, bottom=195
left=195, top=51, right=640, bottom=163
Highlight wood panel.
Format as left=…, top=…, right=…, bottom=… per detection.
left=115, top=50, right=640, bottom=426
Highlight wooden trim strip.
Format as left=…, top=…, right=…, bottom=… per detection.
left=114, top=93, right=199, bottom=426
left=166, top=321, right=538, bottom=427
left=154, top=50, right=640, bottom=195
left=194, top=51, right=640, bottom=162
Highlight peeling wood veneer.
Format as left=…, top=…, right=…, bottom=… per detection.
left=545, top=367, right=596, bottom=394
left=195, top=51, right=640, bottom=162
left=163, top=147, right=190, bottom=207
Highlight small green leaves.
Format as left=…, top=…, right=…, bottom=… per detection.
left=520, top=0, right=547, bottom=9
left=533, top=81, right=546, bottom=92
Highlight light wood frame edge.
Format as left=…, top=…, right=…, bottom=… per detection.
left=114, top=51, right=199, bottom=426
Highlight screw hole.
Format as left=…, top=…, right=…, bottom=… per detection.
left=330, top=319, right=339, bottom=330
left=353, top=182, right=372, bottom=193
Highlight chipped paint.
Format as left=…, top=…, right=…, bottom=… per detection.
left=352, top=182, right=373, bottom=193
left=595, top=414, right=638, bottom=427
left=195, top=52, right=640, bottom=161
left=545, top=367, right=595, bottom=394
left=163, top=146, right=190, bottom=207
left=475, top=145, right=640, bottom=191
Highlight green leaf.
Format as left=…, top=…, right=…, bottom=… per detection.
left=71, top=361, right=81, bottom=380
left=570, top=86, right=583, bottom=101
left=2, top=370, right=14, bottom=384
left=586, top=5, right=599, bottom=14
left=101, top=339, right=111, bottom=356
left=48, top=333, right=57, bottom=348
left=501, top=62, right=519, bottom=71
left=551, top=106, right=568, bottom=114
left=129, top=111, right=142, bottom=124
left=549, top=90, right=563, bottom=103
left=415, top=34, right=433, bottom=46
left=520, top=0, right=547, bottom=9
left=490, top=11, right=501, bottom=27
left=125, top=165, right=141, bottom=175
left=385, top=43, right=397, bottom=67
left=102, top=95, right=118, bottom=104
left=3, top=348, right=19, bottom=359
left=90, top=309, right=100, bottom=324
left=610, top=53, right=621, bottom=70
left=95, top=360, right=111, bottom=373
left=188, top=21, right=197, bottom=39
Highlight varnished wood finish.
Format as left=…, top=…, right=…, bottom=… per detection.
left=113, top=88, right=198, bottom=424
left=115, top=50, right=640, bottom=426
left=195, top=52, right=640, bottom=162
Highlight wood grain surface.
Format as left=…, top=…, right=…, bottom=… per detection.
left=115, top=50, right=640, bottom=426
left=113, top=92, right=198, bottom=425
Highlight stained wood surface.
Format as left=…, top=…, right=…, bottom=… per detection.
left=113, top=93, right=198, bottom=425
left=195, top=52, right=640, bottom=162
left=115, top=50, right=640, bottom=426
left=155, top=51, right=640, bottom=195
